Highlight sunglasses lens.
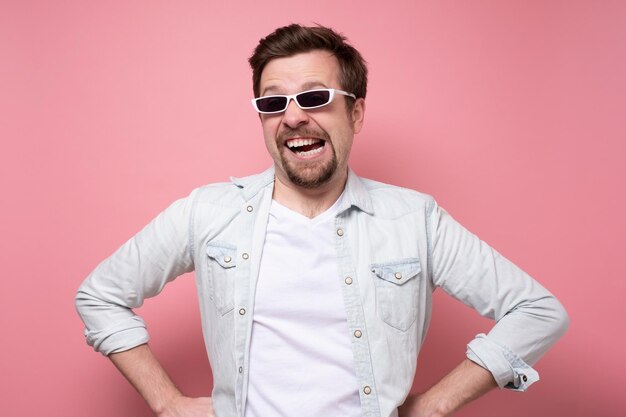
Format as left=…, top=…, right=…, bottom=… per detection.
left=297, top=90, right=331, bottom=108
left=256, top=96, right=288, bottom=113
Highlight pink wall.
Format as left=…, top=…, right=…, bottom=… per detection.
left=2, top=1, right=624, bottom=416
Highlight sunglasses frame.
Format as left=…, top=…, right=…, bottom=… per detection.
left=251, top=88, right=356, bottom=114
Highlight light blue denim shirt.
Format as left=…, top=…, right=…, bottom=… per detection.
left=76, top=167, right=569, bottom=417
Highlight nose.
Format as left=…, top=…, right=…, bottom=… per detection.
left=281, top=97, right=309, bottom=129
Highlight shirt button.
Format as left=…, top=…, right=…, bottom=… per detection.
left=336, top=228, right=344, bottom=237
left=345, top=277, right=353, bottom=285
left=239, top=366, right=243, bottom=373
left=224, top=256, right=232, bottom=263
left=246, top=205, right=253, bottom=212
left=239, top=308, right=246, bottom=315
left=242, top=253, right=249, bottom=260
left=363, top=386, right=372, bottom=395
left=394, top=272, right=402, bottom=279
left=354, top=330, right=362, bottom=338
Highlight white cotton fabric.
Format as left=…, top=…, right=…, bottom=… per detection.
left=244, top=196, right=361, bottom=417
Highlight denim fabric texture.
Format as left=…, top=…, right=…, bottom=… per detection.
left=76, top=166, right=569, bottom=417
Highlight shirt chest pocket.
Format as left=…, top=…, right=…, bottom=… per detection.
left=205, top=242, right=237, bottom=315
left=370, top=258, right=422, bottom=331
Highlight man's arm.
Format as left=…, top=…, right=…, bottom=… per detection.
left=398, top=359, right=497, bottom=417
left=427, top=201, right=569, bottom=391
left=109, top=344, right=213, bottom=417
left=75, top=194, right=196, bottom=355
left=75, top=192, right=206, bottom=415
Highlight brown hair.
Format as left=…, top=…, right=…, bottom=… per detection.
left=249, top=24, right=368, bottom=106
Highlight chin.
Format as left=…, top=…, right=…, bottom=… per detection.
left=285, top=163, right=337, bottom=189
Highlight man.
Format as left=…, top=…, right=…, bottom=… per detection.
left=76, top=24, right=569, bottom=417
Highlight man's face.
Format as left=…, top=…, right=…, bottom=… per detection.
left=258, top=50, right=365, bottom=189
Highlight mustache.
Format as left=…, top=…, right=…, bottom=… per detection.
left=277, top=127, right=330, bottom=143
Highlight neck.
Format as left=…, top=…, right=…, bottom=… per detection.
left=272, top=168, right=348, bottom=219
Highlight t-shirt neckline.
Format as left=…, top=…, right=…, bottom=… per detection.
left=270, top=192, right=345, bottom=227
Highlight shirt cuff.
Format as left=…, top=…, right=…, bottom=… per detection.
left=466, top=333, right=539, bottom=392
left=84, top=316, right=150, bottom=356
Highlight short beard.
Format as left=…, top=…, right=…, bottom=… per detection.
left=278, top=127, right=337, bottom=189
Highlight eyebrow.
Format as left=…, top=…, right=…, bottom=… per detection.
left=261, top=81, right=330, bottom=96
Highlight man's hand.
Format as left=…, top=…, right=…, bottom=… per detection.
left=398, top=359, right=497, bottom=417
left=158, top=395, right=214, bottom=417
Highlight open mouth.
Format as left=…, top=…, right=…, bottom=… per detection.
left=285, top=138, right=325, bottom=157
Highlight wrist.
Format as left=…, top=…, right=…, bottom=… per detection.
left=399, top=392, right=451, bottom=417
left=419, top=393, right=454, bottom=417
left=154, top=390, right=184, bottom=417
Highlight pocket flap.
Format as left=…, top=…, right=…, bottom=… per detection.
left=371, top=258, right=421, bottom=285
left=206, top=242, right=237, bottom=268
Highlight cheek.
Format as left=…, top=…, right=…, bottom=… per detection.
left=337, top=138, right=354, bottom=159
left=261, top=120, right=279, bottom=147
left=331, top=125, right=355, bottom=153
left=263, top=134, right=278, bottom=157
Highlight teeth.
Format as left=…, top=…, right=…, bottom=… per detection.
left=286, top=138, right=320, bottom=148
left=296, top=146, right=324, bottom=157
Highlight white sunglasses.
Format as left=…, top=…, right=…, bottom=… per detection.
left=251, top=88, right=356, bottom=114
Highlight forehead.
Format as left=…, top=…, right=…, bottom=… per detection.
left=260, top=50, right=341, bottom=95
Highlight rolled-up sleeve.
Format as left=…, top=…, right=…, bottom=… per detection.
left=427, top=200, right=569, bottom=391
left=75, top=190, right=197, bottom=355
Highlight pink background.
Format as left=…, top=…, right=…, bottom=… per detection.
left=1, top=1, right=625, bottom=416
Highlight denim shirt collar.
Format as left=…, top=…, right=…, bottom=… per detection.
left=229, top=166, right=276, bottom=201
left=230, top=165, right=374, bottom=215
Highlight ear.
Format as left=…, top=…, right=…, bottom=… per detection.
left=351, top=98, right=366, bottom=134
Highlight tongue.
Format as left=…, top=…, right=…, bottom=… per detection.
left=297, top=142, right=323, bottom=152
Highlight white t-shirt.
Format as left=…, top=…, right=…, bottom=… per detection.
left=244, top=196, right=361, bottom=417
